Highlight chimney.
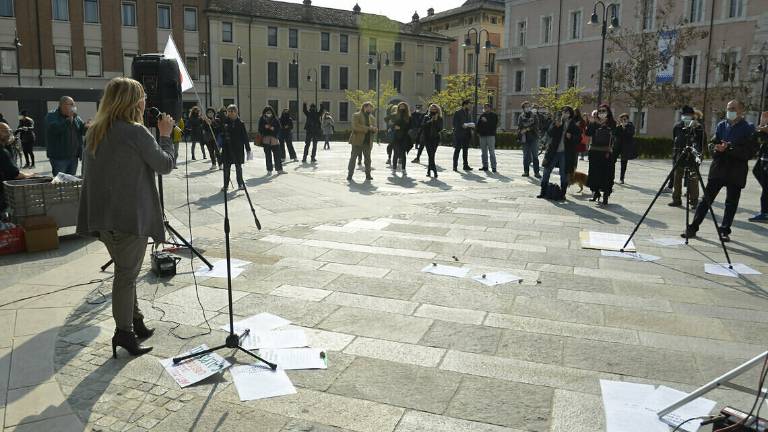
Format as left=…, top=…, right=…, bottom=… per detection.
left=427, top=8, right=434, bottom=16
left=353, top=3, right=361, bottom=14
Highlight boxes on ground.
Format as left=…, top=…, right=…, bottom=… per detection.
left=3, top=177, right=81, bottom=228
left=0, top=223, right=25, bottom=255
left=23, top=215, right=59, bottom=252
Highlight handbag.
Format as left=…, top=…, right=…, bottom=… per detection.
left=255, top=134, right=263, bottom=146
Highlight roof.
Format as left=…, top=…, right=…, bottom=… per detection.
left=206, top=0, right=453, bottom=42
left=420, top=0, right=505, bottom=23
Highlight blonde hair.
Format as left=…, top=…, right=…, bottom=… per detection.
left=86, top=77, right=145, bottom=155
left=428, top=103, right=443, bottom=119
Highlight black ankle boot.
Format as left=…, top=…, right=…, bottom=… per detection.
left=133, top=318, right=155, bottom=339
left=589, top=192, right=601, bottom=202
left=112, top=329, right=153, bottom=358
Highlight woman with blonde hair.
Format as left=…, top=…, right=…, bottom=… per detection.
left=77, top=77, right=175, bottom=359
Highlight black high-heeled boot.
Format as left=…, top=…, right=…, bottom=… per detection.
left=112, top=329, right=153, bottom=358
left=133, top=317, right=155, bottom=339
left=602, top=194, right=610, bottom=206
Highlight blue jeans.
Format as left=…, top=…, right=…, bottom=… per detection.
left=479, top=135, right=497, bottom=170
left=50, top=158, right=78, bottom=176
left=522, top=138, right=539, bottom=174
left=540, top=151, right=567, bottom=193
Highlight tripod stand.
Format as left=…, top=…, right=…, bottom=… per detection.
left=619, top=145, right=733, bottom=268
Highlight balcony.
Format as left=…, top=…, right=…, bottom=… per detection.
left=496, top=46, right=527, bottom=62
left=393, top=51, right=406, bottom=64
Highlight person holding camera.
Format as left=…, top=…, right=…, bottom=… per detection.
left=279, top=109, right=298, bottom=162
left=586, top=104, right=618, bottom=206
left=46, top=96, right=89, bottom=176
left=750, top=123, right=768, bottom=223
left=258, top=106, right=284, bottom=175
left=221, top=105, right=251, bottom=191
left=614, top=113, right=636, bottom=184
left=347, top=101, right=377, bottom=181
left=517, top=101, right=540, bottom=177
left=421, top=104, right=443, bottom=179
left=669, top=106, right=704, bottom=207
left=683, top=100, right=758, bottom=242
left=538, top=106, right=581, bottom=200
left=77, top=77, right=177, bottom=358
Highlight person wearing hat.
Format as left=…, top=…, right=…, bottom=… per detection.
left=669, top=105, right=704, bottom=207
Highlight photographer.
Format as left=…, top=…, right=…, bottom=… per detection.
left=77, top=77, right=176, bottom=358
left=749, top=123, right=768, bottom=223
left=221, top=105, right=251, bottom=191
left=669, top=106, right=704, bottom=207
left=46, top=96, right=88, bottom=176
left=683, top=100, right=758, bottom=242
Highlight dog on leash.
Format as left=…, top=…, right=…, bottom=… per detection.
left=569, top=171, right=588, bottom=193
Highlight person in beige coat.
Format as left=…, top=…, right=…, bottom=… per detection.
left=347, top=102, right=377, bottom=181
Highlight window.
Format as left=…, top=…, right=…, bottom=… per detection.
left=222, top=22, right=233, bottom=42
left=85, top=49, right=101, bottom=77
left=121, top=2, right=136, bottom=26
left=434, top=73, right=442, bottom=92
left=84, top=0, right=99, bottom=23
left=340, top=34, right=349, bottom=53
left=0, top=48, right=17, bottom=74
left=490, top=16, right=498, bottom=24
left=720, top=51, right=738, bottom=82
left=52, top=0, right=69, bottom=20
left=393, top=70, right=402, bottom=93
left=0, top=0, right=13, bottom=17
left=339, top=66, right=348, bottom=90
left=641, top=0, right=654, bottom=30
left=435, top=47, right=443, bottom=62
left=681, top=55, right=698, bottom=84
left=538, top=67, right=550, bottom=87
left=368, top=69, right=377, bottom=90
left=467, top=53, right=474, bottom=74
left=186, top=56, right=199, bottom=80
left=368, top=37, right=377, bottom=55
left=728, top=0, right=744, bottom=18
left=689, top=0, right=704, bottom=22
left=514, top=70, right=524, bottom=93
left=223, top=98, right=234, bottom=107
left=517, top=21, right=526, bottom=46
left=339, top=102, right=349, bottom=122
left=320, top=65, right=330, bottom=90
left=487, top=53, right=496, bottom=73
left=268, top=99, right=279, bottom=112
left=267, top=26, right=278, bottom=47
left=157, top=4, right=170, bottom=29
left=289, top=29, right=298, bottom=48
left=541, top=16, right=553, bottom=44
left=184, top=7, right=197, bottom=31
left=394, top=42, right=403, bottom=61
left=289, top=100, right=298, bottom=119
left=321, top=32, right=330, bottom=51
left=320, top=101, right=330, bottom=113
left=630, top=108, right=648, bottom=133
left=567, top=65, right=579, bottom=88
left=222, top=58, right=233, bottom=85
left=268, top=62, right=278, bottom=87
left=55, top=47, right=71, bottom=76
left=289, top=63, right=298, bottom=88
left=123, top=52, right=136, bottom=76
left=570, top=11, right=582, bottom=39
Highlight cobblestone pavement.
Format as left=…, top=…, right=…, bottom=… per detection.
left=2, top=144, right=767, bottom=431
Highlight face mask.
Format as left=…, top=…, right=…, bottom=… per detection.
left=265, top=113, right=272, bottom=118
left=531, top=109, right=538, bottom=114
left=681, top=115, right=692, bottom=123
left=598, top=113, right=607, bottom=120
left=726, top=111, right=737, bottom=121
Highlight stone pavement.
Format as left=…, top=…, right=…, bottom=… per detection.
left=1, top=143, right=767, bottom=432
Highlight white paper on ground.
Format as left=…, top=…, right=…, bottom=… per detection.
left=228, top=258, right=252, bottom=268
left=194, top=260, right=245, bottom=278
left=259, top=348, right=327, bottom=370
left=343, top=220, right=390, bottom=231
left=725, top=263, right=761, bottom=275
left=641, top=386, right=716, bottom=432
left=230, top=364, right=297, bottom=401
left=221, top=312, right=292, bottom=333
left=600, top=380, right=668, bottom=432
left=704, top=262, right=761, bottom=278
left=649, top=237, right=686, bottom=247
left=421, top=264, right=471, bottom=278
left=601, top=250, right=661, bottom=262
left=586, top=232, right=636, bottom=252
left=244, top=329, right=308, bottom=350
left=472, top=271, right=522, bottom=286
left=160, top=344, right=231, bottom=388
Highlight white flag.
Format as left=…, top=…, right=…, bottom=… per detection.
left=163, top=35, right=194, bottom=92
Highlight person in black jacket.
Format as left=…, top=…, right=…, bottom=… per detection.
left=221, top=105, right=251, bottom=191
left=538, top=106, right=581, bottom=200
left=279, top=109, right=298, bottom=162
left=452, top=99, right=474, bottom=171
left=750, top=123, right=768, bottom=222
left=669, top=106, right=704, bottom=207
left=202, top=108, right=221, bottom=170
left=187, top=106, right=205, bottom=160
left=477, top=103, right=499, bottom=172
left=16, top=110, right=35, bottom=168
left=614, top=113, right=636, bottom=184
left=258, top=106, right=283, bottom=175
left=391, top=102, right=412, bottom=176
left=302, top=102, right=324, bottom=163
left=410, top=106, right=425, bottom=164
left=421, top=104, right=443, bottom=178
left=586, top=104, right=618, bottom=206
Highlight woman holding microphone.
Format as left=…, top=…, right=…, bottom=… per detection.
left=77, top=77, right=176, bottom=358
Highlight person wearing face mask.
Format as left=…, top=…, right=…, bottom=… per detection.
left=302, top=102, right=324, bottom=163
left=683, top=100, right=758, bottom=242
left=586, top=104, right=618, bottom=206
left=421, top=103, right=443, bottom=178
left=347, top=101, right=377, bottom=181
left=391, top=102, right=413, bottom=175
left=669, top=105, right=704, bottom=207
left=477, top=103, right=499, bottom=172
left=278, top=109, right=298, bottom=162
left=452, top=99, right=474, bottom=171
left=221, top=105, right=251, bottom=191
left=321, top=112, right=335, bottom=150
left=258, top=106, right=284, bottom=175
left=614, top=113, right=636, bottom=184
left=517, top=101, right=540, bottom=177
left=538, top=106, right=581, bottom=200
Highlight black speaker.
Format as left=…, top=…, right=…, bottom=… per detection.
left=131, top=54, right=182, bottom=127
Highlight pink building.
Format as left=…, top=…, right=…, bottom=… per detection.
left=499, top=0, right=768, bottom=137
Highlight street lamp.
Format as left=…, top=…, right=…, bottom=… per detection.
left=587, top=1, right=620, bottom=106
left=13, top=29, right=21, bottom=87
left=201, top=41, right=208, bottom=109
left=754, top=57, right=768, bottom=112
left=236, top=46, right=245, bottom=108
left=367, top=51, right=390, bottom=143
left=291, top=52, right=300, bottom=141
left=306, top=68, right=318, bottom=107
left=463, top=28, right=492, bottom=122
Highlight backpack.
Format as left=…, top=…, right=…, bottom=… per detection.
left=545, top=183, right=564, bottom=200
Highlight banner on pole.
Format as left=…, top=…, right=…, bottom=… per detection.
left=656, top=30, right=676, bottom=84
left=163, top=36, right=194, bottom=92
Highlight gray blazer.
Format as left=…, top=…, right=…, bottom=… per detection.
left=77, top=120, right=174, bottom=242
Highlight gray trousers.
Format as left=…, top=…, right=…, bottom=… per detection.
left=99, top=231, right=147, bottom=332
left=479, top=135, right=497, bottom=170
left=348, top=143, right=372, bottom=177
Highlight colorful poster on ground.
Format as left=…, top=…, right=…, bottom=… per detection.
left=160, top=344, right=231, bottom=388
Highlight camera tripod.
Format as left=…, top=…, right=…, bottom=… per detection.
left=620, top=145, right=733, bottom=269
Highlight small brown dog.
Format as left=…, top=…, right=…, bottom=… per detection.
left=569, top=171, right=588, bottom=192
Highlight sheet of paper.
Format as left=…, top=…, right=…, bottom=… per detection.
left=160, top=344, right=231, bottom=388
left=194, top=260, right=245, bottom=278
left=649, top=237, right=686, bottom=247
left=259, top=348, right=327, bottom=370
left=586, top=231, right=636, bottom=252
left=601, top=250, right=661, bottom=262
left=421, top=264, right=471, bottom=278
left=343, top=220, right=390, bottom=231
left=228, top=258, right=252, bottom=268
left=724, top=263, right=761, bottom=275
left=221, top=312, right=292, bottom=333
left=472, top=271, right=522, bottom=286
left=230, top=364, right=297, bottom=401
left=600, top=380, right=668, bottom=432
left=704, top=263, right=739, bottom=277
left=641, top=386, right=716, bottom=432
left=244, top=329, right=308, bottom=350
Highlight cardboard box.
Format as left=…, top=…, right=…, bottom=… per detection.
left=23, top=215, right=59, bottom=252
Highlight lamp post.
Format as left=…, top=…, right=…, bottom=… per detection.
left=235, top=46, right=245, bottom=108
left=13, top=29, right=21, bottom=87
left=755, top=57, right=768, bottom=112
left=291, top=52, right=300, bottom=141
left=587, top=1, right=620, bottom=106
left=367, top=51, right=390, bottom=143
left=201, top=41, right=208, bottom=109
left=463, top=28, right=492, bottom=122
left=306, top=68, right=318, bottom=107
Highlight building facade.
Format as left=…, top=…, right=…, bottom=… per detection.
left=206, top=0, right=453, bottom=132
left=0, top=0, right=209, bottom=146
left=419, top=0, right=506, bottom=125
left=500, top=0, right=768, bottom=137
